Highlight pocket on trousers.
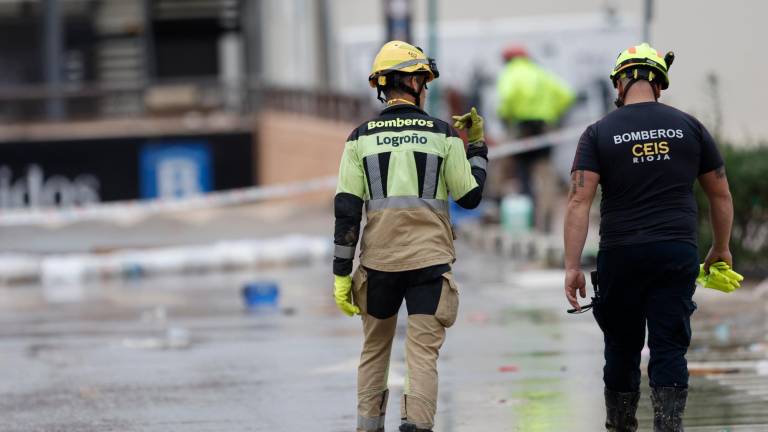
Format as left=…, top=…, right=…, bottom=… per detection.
left=435, top=272, right=459, bottom=328
left=682, top=298, right=697, bottom=343
left=352, top=266, right=368, bottom=315
left=685, top=299, right=698, bottom=316
left=592, top=298, right=608, bottom=334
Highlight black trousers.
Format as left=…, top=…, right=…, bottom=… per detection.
left=365, top=264, right=450, bottom=320
left=593, top=241, right=699, bottom=392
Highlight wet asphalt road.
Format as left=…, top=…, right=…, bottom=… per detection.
left=0, top=245, right=766, bottom=431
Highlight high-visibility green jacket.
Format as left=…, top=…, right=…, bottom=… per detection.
left=333, top=104, right=488, bottom=275
left=496, top=58, right=575, bottom=124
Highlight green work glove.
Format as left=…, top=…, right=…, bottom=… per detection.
left=452, top=107, right=485, bottom=144
left=697, top=262, right=744, bottom=293
left=334, top=275, right=360, bottom=316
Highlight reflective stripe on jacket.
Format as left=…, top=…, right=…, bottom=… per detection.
left=333, top=104, right=487, bottom=274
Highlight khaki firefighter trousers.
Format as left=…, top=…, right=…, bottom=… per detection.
left=352, top=265, right=459, bottom=431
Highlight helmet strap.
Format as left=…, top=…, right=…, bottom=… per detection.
left=377, top=74, right=427, bottom=107
left=399, top=77, right=425, bottom=108
left=614, top=79, right=635, bottom=108
left=614, top=77, right=660, bottom=108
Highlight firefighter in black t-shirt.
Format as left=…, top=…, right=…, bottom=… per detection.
left=564, top=43, right=734, bottom=431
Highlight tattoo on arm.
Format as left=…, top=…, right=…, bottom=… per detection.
left=569, top=170, right=584, bottom=196
left=715, top=166, right=726, bottom=179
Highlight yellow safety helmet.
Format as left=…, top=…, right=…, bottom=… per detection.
left=610, top=42, right=674, bottom=90
left=368, top=40, right=439, bottom=88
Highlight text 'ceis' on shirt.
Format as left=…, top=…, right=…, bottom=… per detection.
left=571, top=102, right=723, bottom=250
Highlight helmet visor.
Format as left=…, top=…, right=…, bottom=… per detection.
left=428, top=57, right=439, bottom=79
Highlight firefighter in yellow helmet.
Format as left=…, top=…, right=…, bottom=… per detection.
left=566, top=43, right=734, bottom=431
left=368, top=40, right=439, bottom=103
left=610, top=42, right=674, bottom=107
left=332, top=41, right=488, bottom=432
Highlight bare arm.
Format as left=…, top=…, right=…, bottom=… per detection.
left=698, top=165, right=734, bottom=271
left=563, top=169, right=600, bottom=310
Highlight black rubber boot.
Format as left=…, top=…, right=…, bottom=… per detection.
left=604, top=388, right=640, bottom=431
left=399, top=424, right=432, bottom=432
left=651, top=386, right=688, bottom=432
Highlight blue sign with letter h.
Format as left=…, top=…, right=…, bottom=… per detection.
left=140, top=141, right=212, bottom=199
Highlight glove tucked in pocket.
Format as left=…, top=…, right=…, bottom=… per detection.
left=435, top=272, right=460, bottom=328
left=352, top=266, right=369, bottom=316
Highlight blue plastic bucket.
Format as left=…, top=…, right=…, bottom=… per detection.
left=242, top=281, right=280, bottom=309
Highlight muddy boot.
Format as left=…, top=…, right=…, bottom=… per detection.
left=651, top=387, right=688, bottom=432
left=604, top=388, right=640, bottom=431
left=399, top=423, right=432, bottom=432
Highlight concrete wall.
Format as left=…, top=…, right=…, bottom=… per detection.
left=329, top=0, right=765, bottom=142
left=328, top=0, right=636, bottom=26
left=259, top=0, right=767, bottom=142
left=258, top=0, right=322, bottom=89
left=652, top=1, right=763, bottom=142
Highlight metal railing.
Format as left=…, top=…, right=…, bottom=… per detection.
left=0, top=79, right=371, bottom=124
left=261, top=86, right=374, bottom=123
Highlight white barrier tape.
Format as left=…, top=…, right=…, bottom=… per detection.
left=0, top=175, right=338, bottom=227
left=0, top=235, right=332, bottom=285
left=0, top=125, right=590, bottom=228
left=488, top=124, right=587, bottom=160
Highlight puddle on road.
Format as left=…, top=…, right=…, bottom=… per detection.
left=501, top=308, right=562, bottom=325
left=486, top=287, right=768, bottom=430
left=514, top=389, right=568, bottom=432
left=2, top=261, right=766, bottom=431
left=121, top=327, right=192, bottom=350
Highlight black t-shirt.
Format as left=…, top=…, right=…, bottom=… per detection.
left=572, top=102, right=723, bottom=250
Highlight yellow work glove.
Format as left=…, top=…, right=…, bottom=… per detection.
left=334, top=275, right=360, bottom=316
left=710, top=261, right=744, bottom=284
left=697, top=262, right=744, bottom=293
left=452, top=107, right=485, bottom=144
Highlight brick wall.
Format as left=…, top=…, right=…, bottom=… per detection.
left=256, top=110, right=355, bottom=202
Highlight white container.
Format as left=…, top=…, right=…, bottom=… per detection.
left=500, top=194, right=533, bottom=234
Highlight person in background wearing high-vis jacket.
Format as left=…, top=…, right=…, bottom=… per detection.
left=332, top=41, right=488, bottom=432
left=495, top=45, right=575, bottom=232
